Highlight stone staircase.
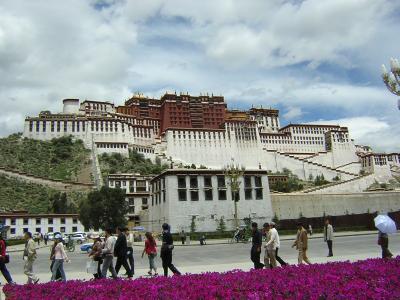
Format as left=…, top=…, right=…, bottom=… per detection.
left=278, top=152, right=359, bottom=177
left=300, top=173, right=374, bottom=194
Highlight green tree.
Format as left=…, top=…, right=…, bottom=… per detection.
left=79, top=186, right=128, bottom=230
left=216, top=216, right=226, bottom=233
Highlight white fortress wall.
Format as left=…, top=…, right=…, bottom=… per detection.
left=307, top=174, right=376, bottom=194
left=271, top=191, right=400, bottom=220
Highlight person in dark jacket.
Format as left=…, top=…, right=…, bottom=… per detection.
left=160, top=223, right=181, bottom=277
left=250, top=222, right=264, bottom=269
left=114, top=227, right=133, bottom=278
left=378, top=230, right=393, bottom=259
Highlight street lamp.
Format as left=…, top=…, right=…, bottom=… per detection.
left=382, top=58, right=400, bottom=110
left=223, top=160, right=245, bottom=228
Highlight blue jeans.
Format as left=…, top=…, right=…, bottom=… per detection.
left=0, top=260, right=13, bottom=283
left=51, top=259, right=66, bottom=281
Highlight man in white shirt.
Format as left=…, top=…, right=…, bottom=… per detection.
left=263, top=223, right=277, bottom=268
left=23, top=232, right=39, bottom=284
left=271, top=222, right=288, bottom=266
left=101, top=228, right=118, bottom=279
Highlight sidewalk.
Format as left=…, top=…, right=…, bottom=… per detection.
left=7, top=243, right=49, bottom=253
left=132, top=230, right=379, bottom=247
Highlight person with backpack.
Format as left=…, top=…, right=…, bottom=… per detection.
left=142, top=232, right=158, bottom=276
left=0, top=233, right=14, bottom=284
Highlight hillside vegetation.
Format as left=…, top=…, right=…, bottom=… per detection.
left=0, top=134, right=91, bottom=182
left=99, top=150, right=168, bottom=178
left=0, top=174, right=82, bottom=214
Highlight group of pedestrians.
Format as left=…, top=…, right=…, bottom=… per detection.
left=250, top=219, right=337, bottom=269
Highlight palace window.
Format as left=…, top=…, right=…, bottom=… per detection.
left=218, top=190, right=227, bottom=200
left=217, top=176, right=226, bottom=188
left=190, top=191, right=199, bottom=201
left=178, top=190, right=187, bottom=201
left=36, top=121, right=40, bottom=132
left=29, top=121, right=33, bottom=132
left=64, top=121, right=67, bottom=132
left=42, top=121, right=46, bottom=132
left=51, top=121, right=55, bottom=132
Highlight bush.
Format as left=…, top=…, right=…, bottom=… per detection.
left=5, top=257, right=400, bottom=299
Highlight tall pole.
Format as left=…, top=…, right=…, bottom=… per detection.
left=224, top=160, right=245, bottom=228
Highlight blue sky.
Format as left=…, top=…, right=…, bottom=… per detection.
left=1, top=0, right=399, bottom=151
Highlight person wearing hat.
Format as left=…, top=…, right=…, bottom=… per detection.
left=292, top=222, right=311, bottom=265
left=88, top=234, right=103, bottom=279
left=23, top=231, right=39, bottom=284
left=160, top=223, right=181, bottom=277
left=51, top=234, right=69, bottom=282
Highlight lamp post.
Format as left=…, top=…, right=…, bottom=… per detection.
left=224, top=161, right=245, bottom=228
left=382, top=58, right=400, bottom=110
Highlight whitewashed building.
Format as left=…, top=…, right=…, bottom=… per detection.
left=145, top=169, right=273, bottom=233
left=0, top=212, right=84, bottom=238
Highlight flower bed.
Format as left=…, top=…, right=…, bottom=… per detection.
left=4, top=257, right=400, bottom=299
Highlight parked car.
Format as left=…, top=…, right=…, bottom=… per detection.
left=69, top=233, right=86, bottom=244
left=80, top=243, right=93, bottom=253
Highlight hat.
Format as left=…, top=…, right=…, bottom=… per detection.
left=91, top=234, right=100, bottom=239
left=54, top=234, right=62, bottom=240
left=270, top=222, right=276, bottom=226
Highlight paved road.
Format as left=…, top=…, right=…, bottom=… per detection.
left=3, top=233, right=399, bottom=284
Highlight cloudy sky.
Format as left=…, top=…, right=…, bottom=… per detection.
left=1, top=0, right=399, bottom=151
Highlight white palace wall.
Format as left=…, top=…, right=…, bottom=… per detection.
left=271, top=191, right=400, bottom=220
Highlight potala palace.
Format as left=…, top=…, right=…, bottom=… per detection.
left=23, top=93, right=399, bottom=186
left=21, top=93, right=400, bottom=232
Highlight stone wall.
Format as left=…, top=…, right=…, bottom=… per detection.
left=271, top=191, right=400, bottom=221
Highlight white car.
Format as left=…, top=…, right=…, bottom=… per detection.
left=69, top=233, right=87, bottom=244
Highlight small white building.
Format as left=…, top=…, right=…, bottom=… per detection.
left=107, top=174, right=152, bottom=227
left=0, top=212, right=84, bottom=238
left=146, top=169, right=273, bottom=233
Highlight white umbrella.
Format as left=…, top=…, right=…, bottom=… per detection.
left=374, top=215, right=397, bottom=234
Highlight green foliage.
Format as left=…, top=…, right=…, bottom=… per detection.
left=79, top=186, right=128, bottom=230
left=50, top=192, right=77, bottom=213
left=99, top=150, right=168, bottom=178
left=332, top=175, right=340, bottom=181
left=216, top=216, right=226, bottom=233
left=269, top=169, right=304, bottom=193
left=314, top=174, right=329, bottom=186
left=190, top=216, right=197, bottom=233
left=0, top=134, right=90, bottom=181
left=0, top=175, right=79, bottom=213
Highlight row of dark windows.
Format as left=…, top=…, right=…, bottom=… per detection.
left=8, top=217, right=77, bottom=226
left=177, top=176, right=262, bottom=189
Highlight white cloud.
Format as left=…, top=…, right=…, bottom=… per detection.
left=283, top=106, right=303, bottom=120
left=0, top=0, right=399, bottom=152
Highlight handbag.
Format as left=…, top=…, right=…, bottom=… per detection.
left=86, top=260, right=98, bottom=274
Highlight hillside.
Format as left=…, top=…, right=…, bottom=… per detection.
left=0, top=174, right=82, bottom=214
left=99, top=150, right=168, bottom=178
left=0, top=133, right=91, bottom=182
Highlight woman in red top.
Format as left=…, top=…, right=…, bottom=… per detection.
left=142, top=232, right=158, bottom=276
left=0, top=233, right=14, bottom=284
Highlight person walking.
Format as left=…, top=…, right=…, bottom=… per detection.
left=324, top=219, right=334, bottom=257
left=263, top=223, right=277, bottom=269
left=50, top=240, right=62, bottom=281
left=160, top=223, right=181, bottom=277
left=378, top=230, right=393, bottom=259
left=179, top=230, right=185, bottom=245
left=51, top=234, right=69, bottom=282
left=124, top=228, right=135, bottom=275
left=250, top=222, right=264, bottom=269
left=44, top=233, right=48, bottom=246
left=142, top=232, right=158, bottom=276
left=23, top=232, right=39, bottom=284
left=308, top=224, right=313, bottom=236
left=292, top=222, right=311, bottom=265
left=88, top=234, right=103, bottom=279
left=101, top=228, right=118, bottom=279
left=114, top=227, right=133, bottom=278
left=270, top=222, right=288, bottom=266
left=0, top=234, right=14, bottom=284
